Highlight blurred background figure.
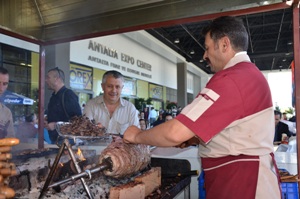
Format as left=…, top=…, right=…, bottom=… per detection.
left=282, top=112, right=288, bottom=120
left=152, top=113, right=165, bottom=127
left=139, top=111, right=145, bottom=120
left=81, top=103, right=86, bottom=113
left=149, top=107, right=157, bottom=126
left=165, top=113, right=173, bottom=121
left=143, top=107, right=149, bottom=127
left=16, top=113, right=38, bottom=142
left=139, top=119, right=147, bottom=130
left=274, top=110, right=291, bottom=142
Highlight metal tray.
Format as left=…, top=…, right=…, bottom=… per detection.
left=56, top=121, right=109, bottom=140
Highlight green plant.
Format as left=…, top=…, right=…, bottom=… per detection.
left=146, top=97, right=153, bottom=105
left=285, top=107, right=294, bottom=115
left=134, top=98, right=146, bottom=111
left=166, top=101, right=177, bottom=110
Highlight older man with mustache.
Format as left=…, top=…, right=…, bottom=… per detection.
left=84, top=70, right=139, bottom=135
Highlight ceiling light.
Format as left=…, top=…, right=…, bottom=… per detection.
left=287, top=42, right=293, bottom=45
left=190, top=50, right=195, bottom=54
left=282, top=58, right=286, bottom=62
left=199, top=59, right=204, bottom=62
left=262, top=1, right=270, bottom=5
left=174, top=38, right=180, bottom=44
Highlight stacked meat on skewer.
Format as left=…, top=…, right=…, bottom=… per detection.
left=0, top=138, right=19, bottom=199
left=99, top=136, right=151, bottom=178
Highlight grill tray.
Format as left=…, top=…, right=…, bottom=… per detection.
left=56, top=121, right=109, bottom=140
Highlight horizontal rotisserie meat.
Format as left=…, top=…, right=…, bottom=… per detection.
left=99, top=137, right=151, bottom=178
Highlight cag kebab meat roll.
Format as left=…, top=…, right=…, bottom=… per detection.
left=99, top=136, right=151, bottom=178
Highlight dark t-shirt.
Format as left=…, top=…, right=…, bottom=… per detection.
left=274, top=121, right=291, bottom=142
left=47, top=86, right=82, bottom=142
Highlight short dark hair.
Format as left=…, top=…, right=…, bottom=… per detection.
left=0, top=67, right=8, bottom=75
left=274, top=110, right=282, bottom=118
left=25, top=113, right=34, bottom=122
left=102, top=70, right=124, bottom=84
left=48, top=67, right=65, bottom=82
left=165, top=113, right=173, bottom=117
left=202, top=16, right=248, bottom=51
left=139, top=118, right=145, bottom=122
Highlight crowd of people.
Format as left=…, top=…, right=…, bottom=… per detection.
left=137, top=106, right=181, bottom=129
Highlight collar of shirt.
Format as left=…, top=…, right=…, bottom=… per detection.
left=223, top=51, right=251, bottom=70
left=95, top=95, right=126, bottom=107
left=52, top=86, right=66, bottom=96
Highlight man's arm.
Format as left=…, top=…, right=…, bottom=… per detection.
left=282, top=122, right=292, bottom=137
left=123, top=119, right=196, bottom=147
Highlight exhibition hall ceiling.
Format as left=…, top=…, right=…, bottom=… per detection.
left=0, top=0, right=295, bottom=74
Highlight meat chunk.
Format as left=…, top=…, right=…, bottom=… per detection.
left=59, top=115, right=106, bottom=137
left=99, top=137, right=151, bottom=178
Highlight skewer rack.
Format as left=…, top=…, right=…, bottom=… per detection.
left=38, top=138, right=111, bottom=199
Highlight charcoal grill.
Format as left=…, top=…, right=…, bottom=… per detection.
left=38, top=122, right=113, bottom=199
left=38, top=123, right=193, bottom=199
left=12, top=148, right=59, bottom=161
left=149, top=158, right=192, bottom=199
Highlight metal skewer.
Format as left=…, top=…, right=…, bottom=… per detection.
left=39, top=139, right=111, bottom=199
left=49, top=157, right=112, bottom=188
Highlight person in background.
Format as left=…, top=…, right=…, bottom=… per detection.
left=176, top=106, right=182, bottom=116
left=83, top=70, right=139, bottom=135
left=143, top=107, right=149, bottom=127
left=165, top=113, right=173, bottom=121
left=0, top=67, right=15, bottom=138
left=16, top=113, right=38, bottom=142
left=123, top=16, right=281, bottom=199
left=35, top=114, right=52, bottom=144
left=148, top=107, right=157, bottom=126
left=44, top=67, right=82, bottom=143
left=81, top=103, right=86, bottom=113
left=152, top=113, right=165, bottom=127
left=274, top=110, right=291, bottom=142
left=139, top=111, right=145, bottom=120
left=282, top=112, right=288, bottom=120
left=139, top=119, right=147, bottom=130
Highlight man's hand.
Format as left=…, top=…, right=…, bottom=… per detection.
left=175, top=136, right=200, bottom=148
left=96, top=122, right=104, bottom=128
left=123, top=125, right=142, bottom=144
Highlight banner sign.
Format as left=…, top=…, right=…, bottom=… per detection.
left=70, top=64, right=93, bottom=90
left=149, top=83, right=163, bottom=100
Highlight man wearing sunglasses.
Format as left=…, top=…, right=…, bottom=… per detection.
left=45, top=67, right=82, bottom=143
